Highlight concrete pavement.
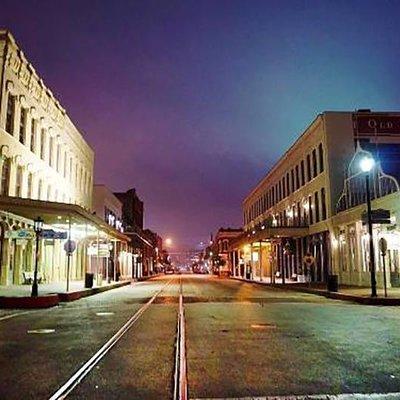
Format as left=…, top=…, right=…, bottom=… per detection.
left=1, top=275, right=400, bottom=399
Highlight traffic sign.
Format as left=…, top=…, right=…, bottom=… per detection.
left=64, top=239, right=76, bottom=254
left=379, top=238, right=388, bottom=255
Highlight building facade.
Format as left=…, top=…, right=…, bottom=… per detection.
left=230, top=111, right=400, bottom=289
left=0, top=31, right=127, bottom=287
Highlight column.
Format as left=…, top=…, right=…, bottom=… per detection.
left=0, top=237, right=11, bottom=285
left=250, top=243, right=254, bottom=280
left=259, top=241, right=263, bottom=281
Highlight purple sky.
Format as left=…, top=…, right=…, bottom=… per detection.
left=3, top=0, right=400, bottom=248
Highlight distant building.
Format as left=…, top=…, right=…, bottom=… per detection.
left=114, top=188, right=143, bottom=232
left=210, top=228, right=242, bottom=274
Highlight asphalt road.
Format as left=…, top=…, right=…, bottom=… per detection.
left=1, top=275, right=400, bottom=399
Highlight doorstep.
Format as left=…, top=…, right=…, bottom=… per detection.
left=232, top=276, right=400, bottom=306
left=0, top=280, right=131, bottom=309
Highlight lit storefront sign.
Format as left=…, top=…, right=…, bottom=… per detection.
left=87, top=243, right=111, bottom=257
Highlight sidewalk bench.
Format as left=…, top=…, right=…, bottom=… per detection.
left=22, top=271, right=43, bottom=285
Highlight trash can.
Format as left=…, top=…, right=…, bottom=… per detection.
left=327, top=274, right=338, bottom=292
left=85, top=273, right=94, bottom=288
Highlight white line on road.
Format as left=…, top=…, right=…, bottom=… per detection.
left=0, top=311, right=31, bottom=322
left=48, top=278, right=175, bottom=400
left=191, top=393, right=400, bottom=400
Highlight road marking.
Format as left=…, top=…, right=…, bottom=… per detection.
left=174, top=277, right=188, bottom=400
left=27, top=328, right=56, bottom=334
left=48, top=278, right=174, bottom=400
left=0, top=311, right=31, bottom=322
left=95, top=312, right=114, bottom=316
left=191, top=393, right=400, bottom=400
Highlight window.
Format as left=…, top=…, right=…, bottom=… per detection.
left=56, top=144, right=61, bottom=172
left=19, top=108, right=27, bottom=144
left=49, top=136, right=54, bottom=167
left=291, top=169, right=295, bottom=192
left=286, top=172, right=290, bottom=195
left=63, top=152, right=67, bottom=177
left=312, top=149, right=317, bottom=178
left=318, top=143, right=324, bottom=173
left=306, top=154, right=311, bottom=181
left=40, top=129, right=46, bottom=160
left=300, top=160, right=305, bottom=186
left=38, top=179, right=43, bottom=199
left=295, top=165, right=299, bottom=190
left=5, top=94, right=14, bottom=134
left=30, top=119, right=36, bottom=152
left=314, top=191, right=320, bottom=223
left=27, top=173, right=33, bottom=198
left=15, top=166, right=23, bottom=197
left=321, top=188, right=327, bottom=220
left=0, top=159, right=11, bottom=196
left=69, top=158, right=73, bottom=181
left=308, top=195, right=313, bottom=225
left=47, top=185, right=51, bottom=201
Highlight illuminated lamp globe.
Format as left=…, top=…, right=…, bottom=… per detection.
left=165, top=238, right=172, bottom=247
left=360, top=157, right=375, bottom=173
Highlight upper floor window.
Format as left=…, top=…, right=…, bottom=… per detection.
left=5, top=94, right=15, bottom=135
left=40, top=129, right=46, bottom=160
left=56, top=144, right=61, bottom=172
left=15, top=166, right=23, bottom=197
left=314, top=191, right=320, bottom=223
left=286, top=172, right=290, bottom=195
left=30, top=119, right=36, bottom=153
left=27, top=172, right=33, bottom=198
left=0, top=159, right=11, bottom=196
left=318, top=143, right=324, bottom=173
left=19, top=108, right=27, bottom=144
left=295, top=165, right=299, bottom=190
left=306, top=154, right=311, bottom=182
left=321, top=188, right=327, bottom=220
left=312, top=149, right=317, bottom=178
left=49, top=136, right=54, bottom=167
left=291, top=169, right=295, bottom=193
left=300, top=160, right=305, bottom=186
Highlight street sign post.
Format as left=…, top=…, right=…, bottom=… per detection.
left=64, top=239, right=76, bottom=292
left=379, top=237, right=388, bottom=298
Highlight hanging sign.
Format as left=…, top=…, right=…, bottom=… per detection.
left=5, top=229, right=35, bottom=239
left=42, top=229, right=68, bottom=240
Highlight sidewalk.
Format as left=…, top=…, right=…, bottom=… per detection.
left=232, top=276, right=400, bottom=305
left=0, top=279, right=132, bottom=309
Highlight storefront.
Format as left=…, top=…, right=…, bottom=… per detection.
left=0, top=196, right=131, bottom=286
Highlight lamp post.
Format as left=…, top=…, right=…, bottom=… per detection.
left=360, top=156, right=377, bottom=297
left=31, top=216, right=44, bottom=297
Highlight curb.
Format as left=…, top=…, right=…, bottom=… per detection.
left=0, top=280, right=132, bottom=309
left=0, top=294, right=60, bottom=309
left=232, top=277, right=400, bottom=306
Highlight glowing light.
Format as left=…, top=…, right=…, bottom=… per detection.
left=360, top=156, right=375, bottom=172
left=165, top=238, right=172, bottom=246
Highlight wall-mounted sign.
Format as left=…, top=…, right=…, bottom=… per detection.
left=42, top=229, right=68, bottom=240
left=5, top=229, right=35, bottom=239
left=354, top=114, right=400, bottom=135
left=87, top=243, right=110, bottom=257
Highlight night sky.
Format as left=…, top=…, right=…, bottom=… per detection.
left=3, top=0, right=400, bottom=249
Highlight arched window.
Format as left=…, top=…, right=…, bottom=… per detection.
left=15, top=166, right=23, bottom=197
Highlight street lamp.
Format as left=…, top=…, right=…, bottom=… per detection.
left=31, top=216, right=44, bottom=297
left=360, top=156, right=377, bottom=297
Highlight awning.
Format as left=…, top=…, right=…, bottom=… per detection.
left=230, top=225, right=309, bottom=249
left=0, top=195, right=129, bottom=242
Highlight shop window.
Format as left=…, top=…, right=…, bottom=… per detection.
left=318, top=143, right=324, bottom=173
left=0, top=159, right=11, bottom=196
left=339, top=229, right=347, bottom=271
left=5, top=94, right=15, bottom=135
left=312, top=149, right=317, bottom=178
left=19, top=108, right=27, bottom=144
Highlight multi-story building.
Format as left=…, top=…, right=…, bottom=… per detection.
left=210, top=228, right=242, bottom=274
left=230, top=111, right=400, bottom=288
left=0, top=30, right=127, bottom=287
